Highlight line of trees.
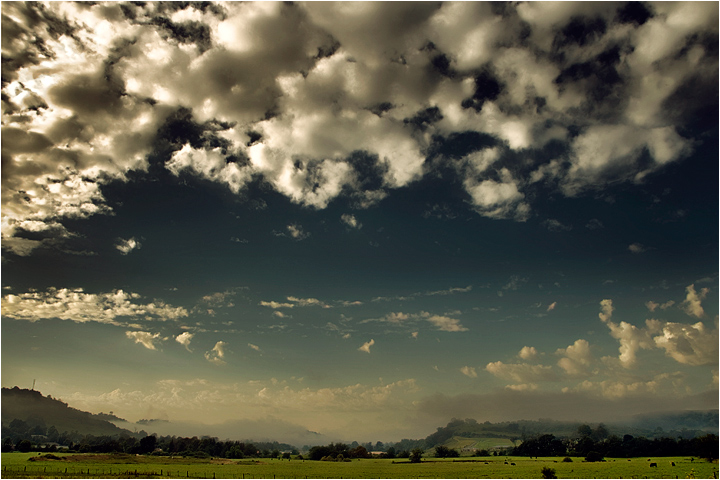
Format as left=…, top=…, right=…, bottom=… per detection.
left=512, top=432, right=718, bottom=461
left=2, top=430, right=298, bottom=460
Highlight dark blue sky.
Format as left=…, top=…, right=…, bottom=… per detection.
left=2, top=1, right=717, bottom=442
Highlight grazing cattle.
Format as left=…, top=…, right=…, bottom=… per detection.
left=671, top=462, right=675, bottom=466
left=510, top=463, right=516, bottom=466
left=650, top=463, right=657, bottom=467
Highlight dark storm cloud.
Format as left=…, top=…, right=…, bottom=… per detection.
left=2, top=1, right=717, bottom=254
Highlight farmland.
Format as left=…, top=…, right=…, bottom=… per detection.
left=2, top=452, right=718, bottom=479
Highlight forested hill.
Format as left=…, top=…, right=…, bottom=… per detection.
left=415, top=415, right=719, bottom=450
left=1, top=387, right=134, bottom=438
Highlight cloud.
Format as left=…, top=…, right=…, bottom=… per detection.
left=547, top=302, right=557, bottom=312
left=556, top=339, right=594, bottom=377
left=460, top=366, right=478, bottom=378
left=340, top=214, right=362, bottom=229
left=628, top=243, right=646, bottom=254
left=205, top=341, right=228, bottom=365
left=2, top=2, right=716, bottom=254
left=425, top=314, right=468, bottom=332
left=425, top=286, right=472, bottom=296
left=115, top=237, right=142, bottom=255
left=358, top=339, right=375, bottom=353
left=565, top=372, right=689, bottom=400
left=260, top=301, right=295, bottom=309
left=681, top=284, right=710, bottom=318
left=585, top=219, right=604, bottom=230
left=599, top=293, right=718, bottom=368
left=485, top=361, right=558, bottom=383
left=463, top=169, right=530, bottom=221
left=543, top=219, right=572, bottom=232
left=248, top=343, right=262, bottom=353
left=175, top=332, right=194, bottom=352
left=286, top=224, right=310, bottom=241
left=598, top=299, right=656, bottom=368
left=286, top=296, right=330, bottom=308
left=645, top=300, right=675, bottom=312
left=653, top=321, right=719, bottom=366
left=2, top=288, right=188, bottom=325
left=384, top=312, right=410, bottom=324
left=126, top=331, right=162, bottom=350
left=518, top=346, right=538, bottom=361
left=260, top=296, right=330, bottom=309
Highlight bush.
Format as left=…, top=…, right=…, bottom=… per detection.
left=541, top=467, right=557, bottom=479
left=409, top=448, right=423, bottom=463
left=17, top=440, right=32, bottom=453
left=562, top=456, right=573, bottom=462
left=585, top=451, right=604, bottom=462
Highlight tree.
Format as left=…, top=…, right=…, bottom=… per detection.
left=17, top=440, right=32, bottom=453
left=434, top=445, right=459, bottom=458
left=592, top=424, right=609, bottom=442
left=577, top=424, right=592, bottom=438
left=138, top=435, right=157, bottom=454
left=585, top=451, right=604, bottom=462
left=348, top=445, right=370, bottom=459
left=409, top=448, right=423, bottom=463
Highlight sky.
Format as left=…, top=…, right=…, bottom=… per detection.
left=1, top=1, right=718, bottom=444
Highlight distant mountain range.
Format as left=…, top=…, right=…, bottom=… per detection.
left=2, top=386, right=717, bottom=448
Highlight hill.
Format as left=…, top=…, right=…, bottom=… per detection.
left=1, top=387, right=135, bottom=438
left=410, top=413, right=718, bottom=453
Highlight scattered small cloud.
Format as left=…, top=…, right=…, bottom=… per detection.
left=126, top=331, right=162, bottom=350
left=518, top=346, right=538, bottom=361
left=628, top=243, right=646, bottom=254
left=340, top=214, right=362, bottom=229
left=460, top=366, right=478, bottom=378
left=175, top=332, right=194, bottom=352
left=230, top=237, right=249, bottom=244
left=547, top=302, right=557, bottom=312
left=485, top=361, right=557, bottom=383
left=2, top=288, right=188, bottom=325
left=287, top=224, right=310, bottom=241
left=543, top=219, right=572, bottom=232
left=248, top=343, right=262, bottom=353
left=645, top=300, right=675, bottom=312
left=555, top=339, right=593, bottom=376
left=358, top=339, right=375, bottom=353
left=425, top=314, right=468, bottom=332
left=681, top=284, right=709, bottom=318
left=585, top=219, right=604, bottom=230
left=115, top=237, right=141, bottom=255
left=205, top=341, right=228, bottom=365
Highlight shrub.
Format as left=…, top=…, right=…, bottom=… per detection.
left=585, top=451, right=604, bottom=462
left=409, top=448, right=423, bottom=463
left=562, top=456, right=573, bottom=462
left=541, top=467, right=557, bottom=479
left=540, top=467, right=557, bottom=478
left=17, top=440, right=32, bottom=453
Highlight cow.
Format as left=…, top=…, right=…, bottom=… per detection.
left=650, top=463, right=657, bottom=467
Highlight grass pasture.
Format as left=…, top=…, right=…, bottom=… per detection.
left=441, top=436, right=515, bottom=452
left=2, top=452, right=718, bottom=479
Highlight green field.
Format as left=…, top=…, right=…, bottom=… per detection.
left=2, top=453, right=718, bottom=479
left=439, top=436, right=515, bottom=452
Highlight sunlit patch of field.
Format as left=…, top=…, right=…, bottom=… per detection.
left=442, top=436, right=515, bottom=451
left=2, top=453, right=718, bottom=479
